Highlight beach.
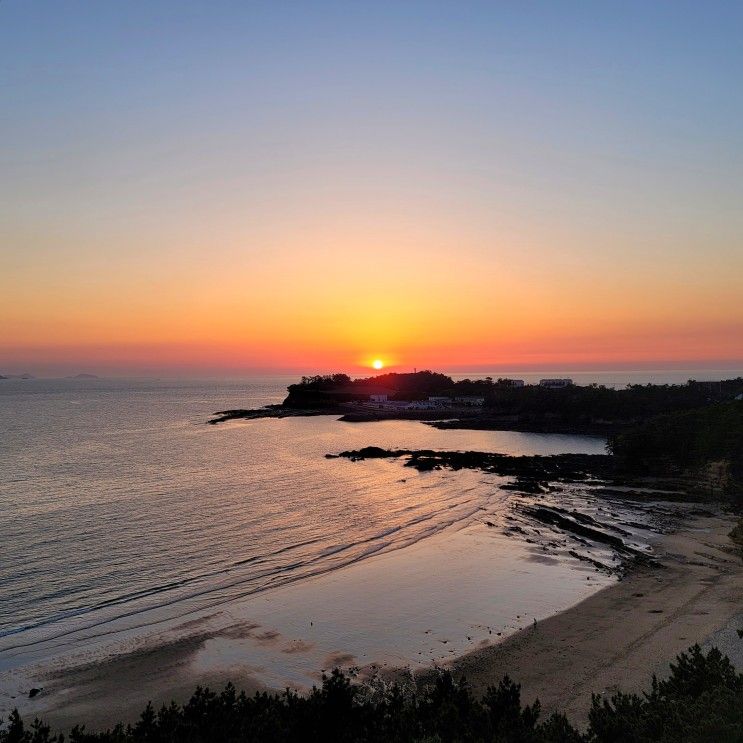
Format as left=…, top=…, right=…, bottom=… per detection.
left=2, top=378, right=741, bottom=734
left=446, top=512, right=743, bottom=722
left=3, top=508, right=740, bottom=732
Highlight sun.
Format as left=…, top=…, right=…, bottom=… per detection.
left=372, top=359, right=384, bottom=370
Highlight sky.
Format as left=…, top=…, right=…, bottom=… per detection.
left=1, top=1, right=742, bottom=375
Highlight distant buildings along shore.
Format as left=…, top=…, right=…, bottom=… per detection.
left=366, top=378, right=575, bottom=410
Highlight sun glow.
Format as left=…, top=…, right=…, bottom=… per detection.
left=372, top=359, right=384, bottom=370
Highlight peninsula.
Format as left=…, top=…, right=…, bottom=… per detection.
left=212, top=371, right=743, bottom=499
left=211, top=371, right=742, bottom=432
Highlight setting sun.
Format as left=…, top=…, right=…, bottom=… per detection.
left=372, top=359, right=384, bottom=370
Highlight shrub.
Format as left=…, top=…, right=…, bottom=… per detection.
left=3, top=646, right=743, bottom=742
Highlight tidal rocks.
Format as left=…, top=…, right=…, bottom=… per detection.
left=208, top=406, right=327, bottom=424
left=335, top=448, right=613, bottom=487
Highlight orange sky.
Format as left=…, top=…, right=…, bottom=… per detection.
left=3, top=206, right=742, bottom=374
left=3, top=225, right=741, bottom=374
left=2, top=3, right=742, bottom=375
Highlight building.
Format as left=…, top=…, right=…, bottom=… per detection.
left=369, top=394, right=388, bottom=403
left=539, top=378, right=573, bottom=389
left=454, top=396, right=485, bottom=406
left=428, top=396, right=451, bottom=404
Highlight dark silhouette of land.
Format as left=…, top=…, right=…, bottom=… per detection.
left=211, top=372, right=743, bottom=499
left=211, top=371, right=742, bottom=432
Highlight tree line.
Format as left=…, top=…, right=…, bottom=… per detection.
left=3, top=645, right=742, bottom=742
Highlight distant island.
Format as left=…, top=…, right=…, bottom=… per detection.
left=68, top=373, right=100, bottom=379
left=0, top=372, right=35, bottom=380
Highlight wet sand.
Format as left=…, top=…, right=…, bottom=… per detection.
left=3, top=511, right=740, bottom=732
left=26, top=632, right=269, bottom=733
left=444, top=512, right=743, bottom=723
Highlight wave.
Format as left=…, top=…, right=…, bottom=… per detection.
left=0, top=480, right=488, bottom=655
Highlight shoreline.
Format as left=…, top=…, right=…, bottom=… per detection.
left=2, top=509, right=739, bottom=732
left=438, top=512, right=742, bottom=722
left=207, top=405, right=616, bottom=436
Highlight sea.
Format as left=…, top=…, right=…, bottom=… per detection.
left=0, top=370, right=738, bottom=684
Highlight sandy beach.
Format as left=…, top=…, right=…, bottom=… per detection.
left=445, top=512, right=743, bottom=722
left=3, top=508, right=740, bottom=733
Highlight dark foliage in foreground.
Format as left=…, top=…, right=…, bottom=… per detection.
left=3, top=646, right=743, bottom=742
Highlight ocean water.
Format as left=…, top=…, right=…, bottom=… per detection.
left=0, top=371, right=734, bottom=673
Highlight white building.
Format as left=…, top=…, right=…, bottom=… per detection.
left=539, top=378, right=573, bottom=389
left=369, top=394, right=388, bottom=403
left=428, top=396, right=451, bottom=404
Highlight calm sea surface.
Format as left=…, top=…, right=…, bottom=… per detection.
left=0, top=371, right=737, bottom=666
